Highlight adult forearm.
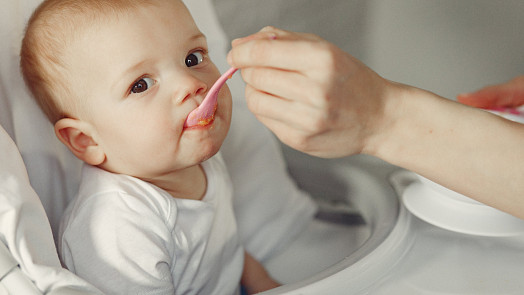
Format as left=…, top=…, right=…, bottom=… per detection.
left=370, top=83, right=524, bottom=218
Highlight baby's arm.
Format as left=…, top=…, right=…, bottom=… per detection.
left=241, top=252, right=280, bottom=294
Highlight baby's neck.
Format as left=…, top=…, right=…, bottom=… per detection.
left=144, top=164, right=207, bottom=201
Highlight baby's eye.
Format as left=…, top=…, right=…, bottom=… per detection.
left=130, top=77, right=155, bottom=94
left=185, top=51, right=204, bottom=67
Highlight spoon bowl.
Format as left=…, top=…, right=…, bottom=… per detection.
left=184, top=67, right=238, bottom=128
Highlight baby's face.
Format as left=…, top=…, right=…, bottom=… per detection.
left=62, top=1, right=232, bottom=179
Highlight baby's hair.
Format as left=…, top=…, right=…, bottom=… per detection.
left=20, top=0, right=157, bottom=123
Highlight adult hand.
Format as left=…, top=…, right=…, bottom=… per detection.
left=228, top=28, right=524, bottom=219
left=227, top=26, right=393, bottom=158
left=457, top=76, right=524, bottom=109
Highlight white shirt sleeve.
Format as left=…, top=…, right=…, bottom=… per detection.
left=60, top=190, right=177, bottom=295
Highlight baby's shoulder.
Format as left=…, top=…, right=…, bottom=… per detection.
left=62, top=166, right=178, bottom=233
left=82, top=166, right=172, bottom=208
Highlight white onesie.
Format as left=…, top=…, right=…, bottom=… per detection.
left=59, top=153, right=243, bottom=295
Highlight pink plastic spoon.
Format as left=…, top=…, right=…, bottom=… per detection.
left=184, top=67, right=238, bottom=128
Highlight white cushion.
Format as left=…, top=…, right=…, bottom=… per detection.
left=0, top=125, right=100, bottom=293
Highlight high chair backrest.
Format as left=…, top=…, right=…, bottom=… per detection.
left=0, top=124, right=101, bottom=294
left=1, top=0, right=83, bottom=243
left=0, top=1, right=100, bottom=293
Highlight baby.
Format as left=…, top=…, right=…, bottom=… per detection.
left=20, top=0, right=278, bottom=294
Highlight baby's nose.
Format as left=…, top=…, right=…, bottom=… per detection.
left=175, top=75, right=207, bottom=105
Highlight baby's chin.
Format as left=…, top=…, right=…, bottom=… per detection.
left=198, top=138, right=225, bottom=162
left=198, top=150, right=219, bottom=164
left=182, top=144, right=219, bottom=163
left=181, top=112, right=230, bottom=162
left=181, top=134, right=224, bottom=165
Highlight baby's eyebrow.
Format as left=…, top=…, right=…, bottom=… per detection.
left=121, top=33, right=205, bottom=75
left=190, top=33, right=207, bottom=43
left=123, top=59, right=153, bottom=76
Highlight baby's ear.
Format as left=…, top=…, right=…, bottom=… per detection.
left=54, top=118, right=105, bottom=166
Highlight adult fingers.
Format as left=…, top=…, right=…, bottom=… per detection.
left=231, top=26, right=315, bottom=47
left=240, top=67, right=327, bottom=108
left=227, top=29, right=327, bottom=73
left=228, top=39, right=315, bottom=72
left=255, top=113, right=358, bottom=159
left=253, top=115, right=315, bottom=152
left=244, top=84, right=331, bottom=134
left=231, top=26, right=288, bottom=46
left=457, top=89, right=500, bottom=108
left=458, top=76, right=524, bottom=108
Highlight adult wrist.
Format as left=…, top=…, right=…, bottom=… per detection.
left=361, top=79, right=411, bottom=160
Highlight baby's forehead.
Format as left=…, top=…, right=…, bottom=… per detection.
left=38, top=0, right=161, bottom=34
left=38, top=3, right=149, bottom=61
left=36, top=0, right=192, bottom=67
left=46, top=2, right=181, bottom=83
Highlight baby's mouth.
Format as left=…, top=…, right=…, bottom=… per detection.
left=184, top=67, right=237, bottom=128
left=185, top=105, right=217, bottom=128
